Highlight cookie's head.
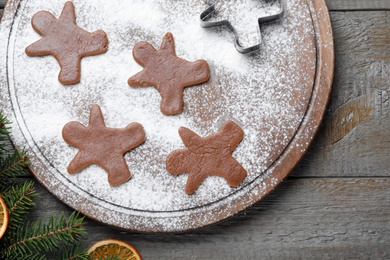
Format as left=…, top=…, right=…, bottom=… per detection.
left=132, top=42, right=157, bottom=66
left=91, top=30, right=109, bottom=51
left=31, top=11, right=57, bottom=35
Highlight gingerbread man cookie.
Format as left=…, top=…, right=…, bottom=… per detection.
left=62, top=104, right=146, bottom=186
left=166, top=120, right=247, bottom=194
left=25, top=1, right=108, bottom=85
left=128, top=32, right=210, bottom=115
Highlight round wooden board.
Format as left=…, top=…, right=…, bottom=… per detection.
left=0, top=0, right=333, bottom=232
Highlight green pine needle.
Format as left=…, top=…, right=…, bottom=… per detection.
left=1, top=181, right=37, bottom=226
left=0, top=212, right=86, bottom=259
left=56, top=242, right=90, bottom=260
left=0, top=149, right=30, bottom=186
left=0, top=111, right=30, bottom=186
left=0, top=113, right=11, bottom=155
left=4, top=252, right=46, bottom=260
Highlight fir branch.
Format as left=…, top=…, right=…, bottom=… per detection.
left=0, top=113, right=11, bottom=155
left=0, top=111, right=30, bottom=185
left=1, top=181, right=37, bottom=226
left=0, top=212, right=86, bottom=259
left=56, top=242, right=89, bottom=260
left=5, top=251, right=46, bottom=260
left=0, top=149, right=30, bottom=186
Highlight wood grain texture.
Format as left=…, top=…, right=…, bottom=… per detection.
left=292, top=11, right=390, bottom=178
left=326, top=0, right=390, bottom=10
left=25, top=177, right=390, bottom=259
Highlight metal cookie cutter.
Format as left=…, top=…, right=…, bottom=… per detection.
left=200, top=0, right=285, bottom=54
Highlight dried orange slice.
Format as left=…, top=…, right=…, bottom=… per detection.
left=87, top=239, right=142, bottom=260
left=0, top=196, right=9, bottom=239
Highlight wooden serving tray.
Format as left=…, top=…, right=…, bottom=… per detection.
left=0, top=0, right=333, bottom=232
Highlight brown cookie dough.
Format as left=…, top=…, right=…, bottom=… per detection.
left=128, top=32, right=210, bottom=115
left=62, top=104, right=146, bottom=186
left=166, top=120, right=247, bottom=194
left=25, top=1, right=108, bottom=85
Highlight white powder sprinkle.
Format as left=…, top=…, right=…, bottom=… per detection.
left=5, top=0, right=316, bottom=229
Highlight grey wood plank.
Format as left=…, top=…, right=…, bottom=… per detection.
left=292, top=11, right=390, bottom=178
left=326, top=0, right=390, bottom=10
left=24, top=177, right=390, bottom=259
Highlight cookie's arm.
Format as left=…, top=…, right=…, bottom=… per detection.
left=25, top=39, right=51, bottom=56
left=180, top=59, right=210, bottom=87
left=67, top=151, right=91, bottom=174
left=80, top=30, right=108, bottom=56
left=120, top=123, right=146, bottom=152
left=128, top=70, right=155, bottom=87
left=178, top=127, right=202, bottom=148
left=220, top=120, right=244, bottom=152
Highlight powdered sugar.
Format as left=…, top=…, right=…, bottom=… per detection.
left=6, top=0, right=316, bottom=225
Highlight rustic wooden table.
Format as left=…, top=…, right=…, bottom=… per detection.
left=1, top=0, right=390, bottom=259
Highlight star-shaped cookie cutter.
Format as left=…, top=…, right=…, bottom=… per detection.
left=200, top=0, right=284, bottom=53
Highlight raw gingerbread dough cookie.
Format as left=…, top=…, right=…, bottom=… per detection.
left=128, top=32, right=210, bottom=115
left=62, top=104, right=146, bottom=186
left=25, top=1, right=108, bottom=85
left=166, top=120, right=247, bottom=194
